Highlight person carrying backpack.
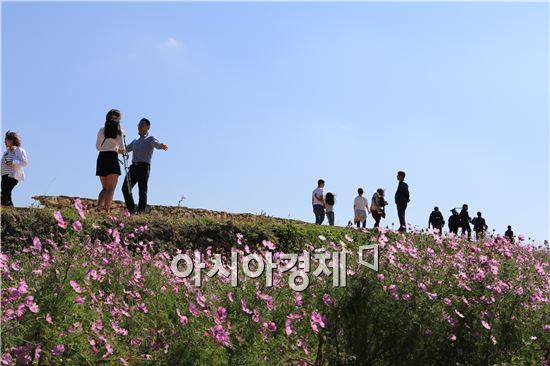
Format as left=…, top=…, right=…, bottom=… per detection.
left=471, top=212, right=488, bottom=240
left=370, top=188, right=388, bottom=228
left=428, top=206, right=445, bottom=234
left=448, top=209, right=460, bottom=235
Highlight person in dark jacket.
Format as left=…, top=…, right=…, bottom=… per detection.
left=428, top=206, right=445, bottom=234
left=504, top=225, right=514, bottom=243
left=394, top=171, right=410, bottom=233
left=459, top=204, right=472, bottom=240
left=448, top=209, right=461, bottom=235
left=471, top=212, right=488, bottom=240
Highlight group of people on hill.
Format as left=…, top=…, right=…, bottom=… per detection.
left=312, top=170, right=410, bottom=233
left=0, top=109, right=169, bottom=215
left=428, top=205, right=493, bottom=240
left=312, top=174, right=516, bottom=241
left=0, top=110, right=522, bottom=243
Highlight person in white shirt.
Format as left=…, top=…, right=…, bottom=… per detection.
left=353, top=187, right=370, bottom=228
left=1, top=131, right=28, bottom=206
left=96, top=109, right=125, bottom=213
left=312, top=179, right=325, bottom=224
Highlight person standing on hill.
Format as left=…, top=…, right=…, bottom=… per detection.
left=312, top=179, right=326, bottom=225
left=96, top=109, right=125, bottom=213
left=122, top=118, right=168, bottom=214
left=325, top=192, right=336, bottom=226
left=370, top=188, right=387, bottom=228
left=504, top=225, right=514, bottom=243
left=459, top=204, right=472, bottom=240
left=394, top=171, right=410, bottom=232
left=354, top=188, right=369, bottom=228
left=1, top=131, right=28, bottom=207
left=428, top=206, right=445, bottom=234
left=471, top=212, right=488, bottom=240
left=448, top=209, right=461, bottom=235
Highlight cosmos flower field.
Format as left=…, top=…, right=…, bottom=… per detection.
left=1, top=200, right=548, bottom=365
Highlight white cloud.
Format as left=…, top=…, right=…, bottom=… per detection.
left=162, top=37, right=183, bottom=49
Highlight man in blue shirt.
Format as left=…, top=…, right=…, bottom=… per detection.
left=122, top=118, right=168, bottom=214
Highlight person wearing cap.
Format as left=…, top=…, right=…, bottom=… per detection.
left=428, top=206, right=445, bottom=234
left=1, top=131, right=28, bottom=206
left=394, top=171, right=410, bottom=232
left=448, top=208, right=460, bottom=235
left=122, top=118, right=168, bottom=214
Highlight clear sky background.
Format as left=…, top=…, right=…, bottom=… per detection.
left=2, top=2, right=549, bottom=242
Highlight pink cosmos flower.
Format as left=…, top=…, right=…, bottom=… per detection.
left=310, top=311, right=326, bottom=334
left=262, top=240, right=276, bottom=250
left=51, top=344, right=64, bottom=356
left=481, top=320, right=491, bottom=330
left=285, top=318, right=293, bottom=336
left=294, top=293, right=303, bottom=307
left=264, top=321, right=277, bottom=332
left=322, top=293, right=334, bottom=306
left=45, top=313, right=53, bottom=324
left=297, top=339, right=309, bottom=355
left=214, top=307, right=227, bottom=324
left=75, top=296, right=85, bottom=305
left=176, top=308, right=189, bottom=326
left=69, top=280, right=82, bottom=294
left=72, top=221, right=83, bottom=233
left=209, top=325, right=231, bottom=347
left=240, top=299, right=253, bottom=314
left=53, top=211, right=67, bottom=229
left=74, top=198, right=87, bottom=219
left=111, top=320, right=129, bottom=336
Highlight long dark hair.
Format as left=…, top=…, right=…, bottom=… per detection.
left=5, top=131, right=21, bottom=147
left=104, top=109, right=122, bottom=139
left=325, top=192, right=335, bottom=206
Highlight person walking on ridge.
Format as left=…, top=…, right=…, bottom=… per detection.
left=395, top=171, right=410, bottom=232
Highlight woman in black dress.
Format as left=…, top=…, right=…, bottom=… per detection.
left=96, top=109, right=125, bottom=213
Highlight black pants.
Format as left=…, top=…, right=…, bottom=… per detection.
left=313, top=204, right=325, bottom=225
left=461, top=224, right=472, bottom=239
left=397, top=203, right=407, bottom=232
left=326, top=211, right=335, bottom=226
left=122, top=163, right=150, bottom=213
left=1, top=175, right=18, bottom=206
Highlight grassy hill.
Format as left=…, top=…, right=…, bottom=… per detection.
left=1, top=205, right=549, bottom=365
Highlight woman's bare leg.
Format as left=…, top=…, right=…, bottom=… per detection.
left=104, top=174, right=119, bottom=213
left=98, top=176, right=108, bottom=210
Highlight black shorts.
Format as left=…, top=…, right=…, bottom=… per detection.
left=96, top=151, right=121, bottom=176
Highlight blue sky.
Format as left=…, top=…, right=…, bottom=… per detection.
left=2, top=2, right=548, bottom=242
